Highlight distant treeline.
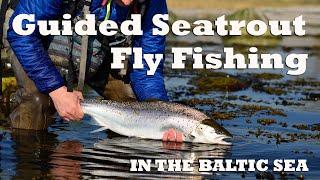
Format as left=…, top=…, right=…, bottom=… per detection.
left=167, top=0, right=320, bottom=9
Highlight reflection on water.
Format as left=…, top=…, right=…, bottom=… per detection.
left=81, top=138, right=231, bottom=179
left=0, top=128, right=231, bottom=179
left=7, top=130, right=58, bottom=179
left=50, top=141, right=83, bottom=179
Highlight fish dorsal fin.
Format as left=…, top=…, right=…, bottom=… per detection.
left=90, top=127, right=108, bottom=133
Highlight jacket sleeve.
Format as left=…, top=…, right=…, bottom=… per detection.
left=7, top=0, right=65, bottom=94
left=130, top=0, right=169, bottom=101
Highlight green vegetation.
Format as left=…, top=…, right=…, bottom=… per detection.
left=1, top=77, right=17, bottom=120
left=2, top=77, right=17, bottom=93
left=223, top=9, right=281, bottom=46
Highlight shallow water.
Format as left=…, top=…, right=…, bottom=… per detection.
left=0, top=109, right=319, bottom=179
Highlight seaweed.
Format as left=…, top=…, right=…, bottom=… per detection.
left=292, top=124, right=309, bottom=130
left=279, top=122, right=288, bottom=127
left=248, top=128, right=264, bottom=137
left=190, top=75, right=250, bottom=93
left=252, top=82, right=286, bottom=95
left=257, top=118, right=277, bottom=126
left=292, top=124, right=320, bottom=131
left=253, top=73, right=284, bottom=80
left=179, top=98, right=216, bottom=106
left=211, top=112, right=235, bottom=120
left=288, top=78, right=320, bottom=87
left=241, top=104, right=287, bottom=117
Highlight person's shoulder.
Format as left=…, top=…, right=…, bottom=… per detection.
left=14, top=0, right=65, bottom=15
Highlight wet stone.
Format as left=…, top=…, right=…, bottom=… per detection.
left=256, top=171, right=275, bottom=180
left=279, top=122, right=288, bottom=128
left=307, top=93, right=320, bottom=101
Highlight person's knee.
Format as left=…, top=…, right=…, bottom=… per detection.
left=26, top=92, right=53, bottom=110
left=12, top=91, right=52, bottom=111
left=10, top=92, right=55, bottom=130
left=32, top=92, right=49, bottom=104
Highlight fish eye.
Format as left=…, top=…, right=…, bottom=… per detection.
left=196, top=127, right=203, bottom=134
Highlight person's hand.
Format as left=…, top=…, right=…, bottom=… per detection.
left=49, top=86, right=84, bottom=121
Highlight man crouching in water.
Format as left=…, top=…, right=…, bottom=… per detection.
left=7, top=0, right=183, bottom=142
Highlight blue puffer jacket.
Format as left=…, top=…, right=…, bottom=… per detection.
left=7, top=0, right=169, bottom=101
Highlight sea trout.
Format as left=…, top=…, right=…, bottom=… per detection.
left=82, top=100, right=232, bottom=144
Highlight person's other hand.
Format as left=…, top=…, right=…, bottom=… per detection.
left=49, top=86, right=84, bottom=121
left=162, top=128, right=184, bottom=142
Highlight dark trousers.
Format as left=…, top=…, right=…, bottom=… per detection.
left=9, top=54, right=56, bottom=130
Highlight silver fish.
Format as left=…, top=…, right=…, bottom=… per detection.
left=82, top=100, right=232, bottom=145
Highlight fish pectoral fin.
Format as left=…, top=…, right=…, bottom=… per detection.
left=188, top=134, right=196, bottom=141
left=90, top=127, right=108, bottom=133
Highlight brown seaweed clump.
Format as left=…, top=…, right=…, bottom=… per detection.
left=190, top=75, right=250, bottom=93
left=211, top=112, right=235, bottom=120
left=179, top=98, right=215, bottom=106
left=292, top=124, right=320, bottom=131
left=292, top=124, right=309, bottom=130
left=279, top=122, right=288, bottom=127
left=241, top=104, right=287, bottom=117
left=257, top=118, right=277, bottom=126
left=286, top=132, right=320, bottom=141
left=248, top=128, right=264, bottom=137
left=252, top=82, right=286, bottom=95
left=253, top=73, right=284, bottom=80
left=289, top=78, right=320, bottom=87
left=311, top=124, right=320, bottom=131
